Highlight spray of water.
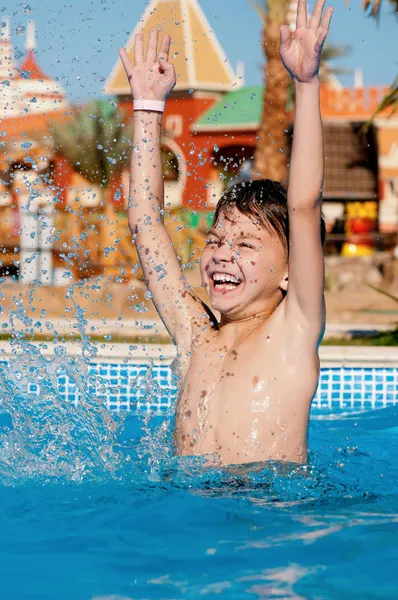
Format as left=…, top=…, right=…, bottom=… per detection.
left=0, top=282, right=125, bottom=484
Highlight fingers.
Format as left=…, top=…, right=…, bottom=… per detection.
left=134, top=32, right=144, bottom=65
left=158, top=55, right=175, bottom=76
left=314, top=6, right=333, bottom=52
left=279, top=25, right=291, bottom=56
left=119, top=48, right=133, bottom=78
left=296, top=0, right=308, bottom=29
left=158, top=54, right=176, bottom=95
left=320, top=5, right=334, bottom=33
left=309, top=0, right=326, bottom=30
left=158, top=33, right=171, bottom=63
left=146, top=27, right=159, bottom=63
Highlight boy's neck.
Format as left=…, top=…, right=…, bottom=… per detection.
left=221, top=308, right=272, bottom=325
left=217, top=308, right=274, bottom=347
left=219, top=291, right=284, bottom=329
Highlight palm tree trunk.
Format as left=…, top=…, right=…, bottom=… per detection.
left=253, top=0, right=290, bottom=183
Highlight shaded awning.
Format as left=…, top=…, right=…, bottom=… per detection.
left=322, top=123, right=379, bottom=200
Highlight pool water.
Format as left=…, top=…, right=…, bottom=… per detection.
left=0, top=347, right=397, bottom=600
left=1, top=398, right=398, bottom=599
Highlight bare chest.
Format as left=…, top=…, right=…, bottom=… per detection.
left=174, top=333, right=314, bottom=453
left=178, top=339, right=290, bottom=415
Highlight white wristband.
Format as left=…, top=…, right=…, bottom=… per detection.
left=134, top=100, right=165, bottom=113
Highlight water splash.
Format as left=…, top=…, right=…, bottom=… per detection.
left=0, top=283, right=125, bottom=484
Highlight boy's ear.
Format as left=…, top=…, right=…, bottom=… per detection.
left=280, top=271, right=288, bottom=293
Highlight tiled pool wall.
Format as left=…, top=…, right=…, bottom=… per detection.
left=27, top=363, right=398, bottom=412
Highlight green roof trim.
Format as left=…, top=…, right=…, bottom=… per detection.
left=180, top=210, right=214, bottom=230
left=194, top=85, right=263, bottom=130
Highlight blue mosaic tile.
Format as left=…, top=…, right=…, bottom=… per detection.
left=3, top=361, right=398, bottom=412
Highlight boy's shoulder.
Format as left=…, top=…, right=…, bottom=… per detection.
left=238, top=299, right=322, bottom=358
left=180, top=295, right=322, bottom=358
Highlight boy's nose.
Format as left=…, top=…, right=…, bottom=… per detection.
left=211, top=242, right=238, bottom=262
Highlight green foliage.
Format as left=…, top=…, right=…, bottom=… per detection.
left=50, top=100, right=134, bottom=188
left=322, top=329, right=398, bottom=345
left=362, top=0, right=398, bottom=18
left=347, top=0, right=398, bottom=120
left=362, top=77, right=398, bottom=131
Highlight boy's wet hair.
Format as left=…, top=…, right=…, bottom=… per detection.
left=212, top=179, right=326, bottom=252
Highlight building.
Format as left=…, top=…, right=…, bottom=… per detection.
left=0, top=0, right=397, bottom=284
left=106, top=0, right=398, bottom=254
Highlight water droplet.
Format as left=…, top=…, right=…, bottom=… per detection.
left=14, top=49, right=24, bottom=60
left=16, top=24, right=25, bottom=36
left=144, top=290, right=153, bottom=300
left=23, top=4, right=32, bottom=14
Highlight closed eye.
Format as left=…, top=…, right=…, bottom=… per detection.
left=238, top=243, right=255, bottom=249
left=205, top=238, right=219, bottom=246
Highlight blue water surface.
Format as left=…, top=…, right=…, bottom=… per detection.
left=1, top=402, right=398, bottom=600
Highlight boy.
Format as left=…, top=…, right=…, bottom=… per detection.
left=119, top=0, right=333, bottom=466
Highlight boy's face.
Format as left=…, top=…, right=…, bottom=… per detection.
left=200, top=208, right=288, bottom=319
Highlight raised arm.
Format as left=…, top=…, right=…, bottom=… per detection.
left=279, top=0, right=333, bottom=340
left=119, top=31, right=212, bottom=345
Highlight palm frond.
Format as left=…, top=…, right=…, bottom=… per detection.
left=366, top=283, right=398, bottom=303
left=346, top=0, right=398, bottom=20
left=361, top=76, right=398, bottom=131
left=321, top=43, right=351, bottom=62
left=363, top=0, right=398, bottom=17
left=48, top=100, right=134, bottom=188
left=345, top=0, right=398, bottom=129
left=319, top=42, right=352, bottom=82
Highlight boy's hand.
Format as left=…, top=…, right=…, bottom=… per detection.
left=279, top=0, right=333, bottom=83
left=119, top=29, right=176, bottom=100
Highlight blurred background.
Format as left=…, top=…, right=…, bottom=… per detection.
left=0, top=0, right=397, bottom=346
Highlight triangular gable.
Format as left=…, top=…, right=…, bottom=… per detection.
left=104, top=0, right=240, bottom=95
left=17, top=51, right=50, bottom=80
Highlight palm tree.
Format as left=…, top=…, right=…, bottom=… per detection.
left=49, top=100, right=134, bottom=277
left=252, top=0, right=349, bottom=182
left=253, top=0, right=290, bottom=182
left=51, top=99, right=133, bottom=194
left=50, top=103, right=193, bottom=278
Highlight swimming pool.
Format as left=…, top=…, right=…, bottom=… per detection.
left=1, top=359, right=398, bottom=599
left=48, top=360, right=398, bottom=412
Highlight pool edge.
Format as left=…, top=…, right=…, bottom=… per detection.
left=0, top=341, right=397, bottom=367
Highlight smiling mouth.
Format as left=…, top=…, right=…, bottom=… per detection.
left=210, top=273, right=243, bottom=294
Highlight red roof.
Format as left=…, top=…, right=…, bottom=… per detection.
left=16, top=51, right=50, bottom=80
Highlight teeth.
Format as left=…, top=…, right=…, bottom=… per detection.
left=212, top=273, right=240, bottom=283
